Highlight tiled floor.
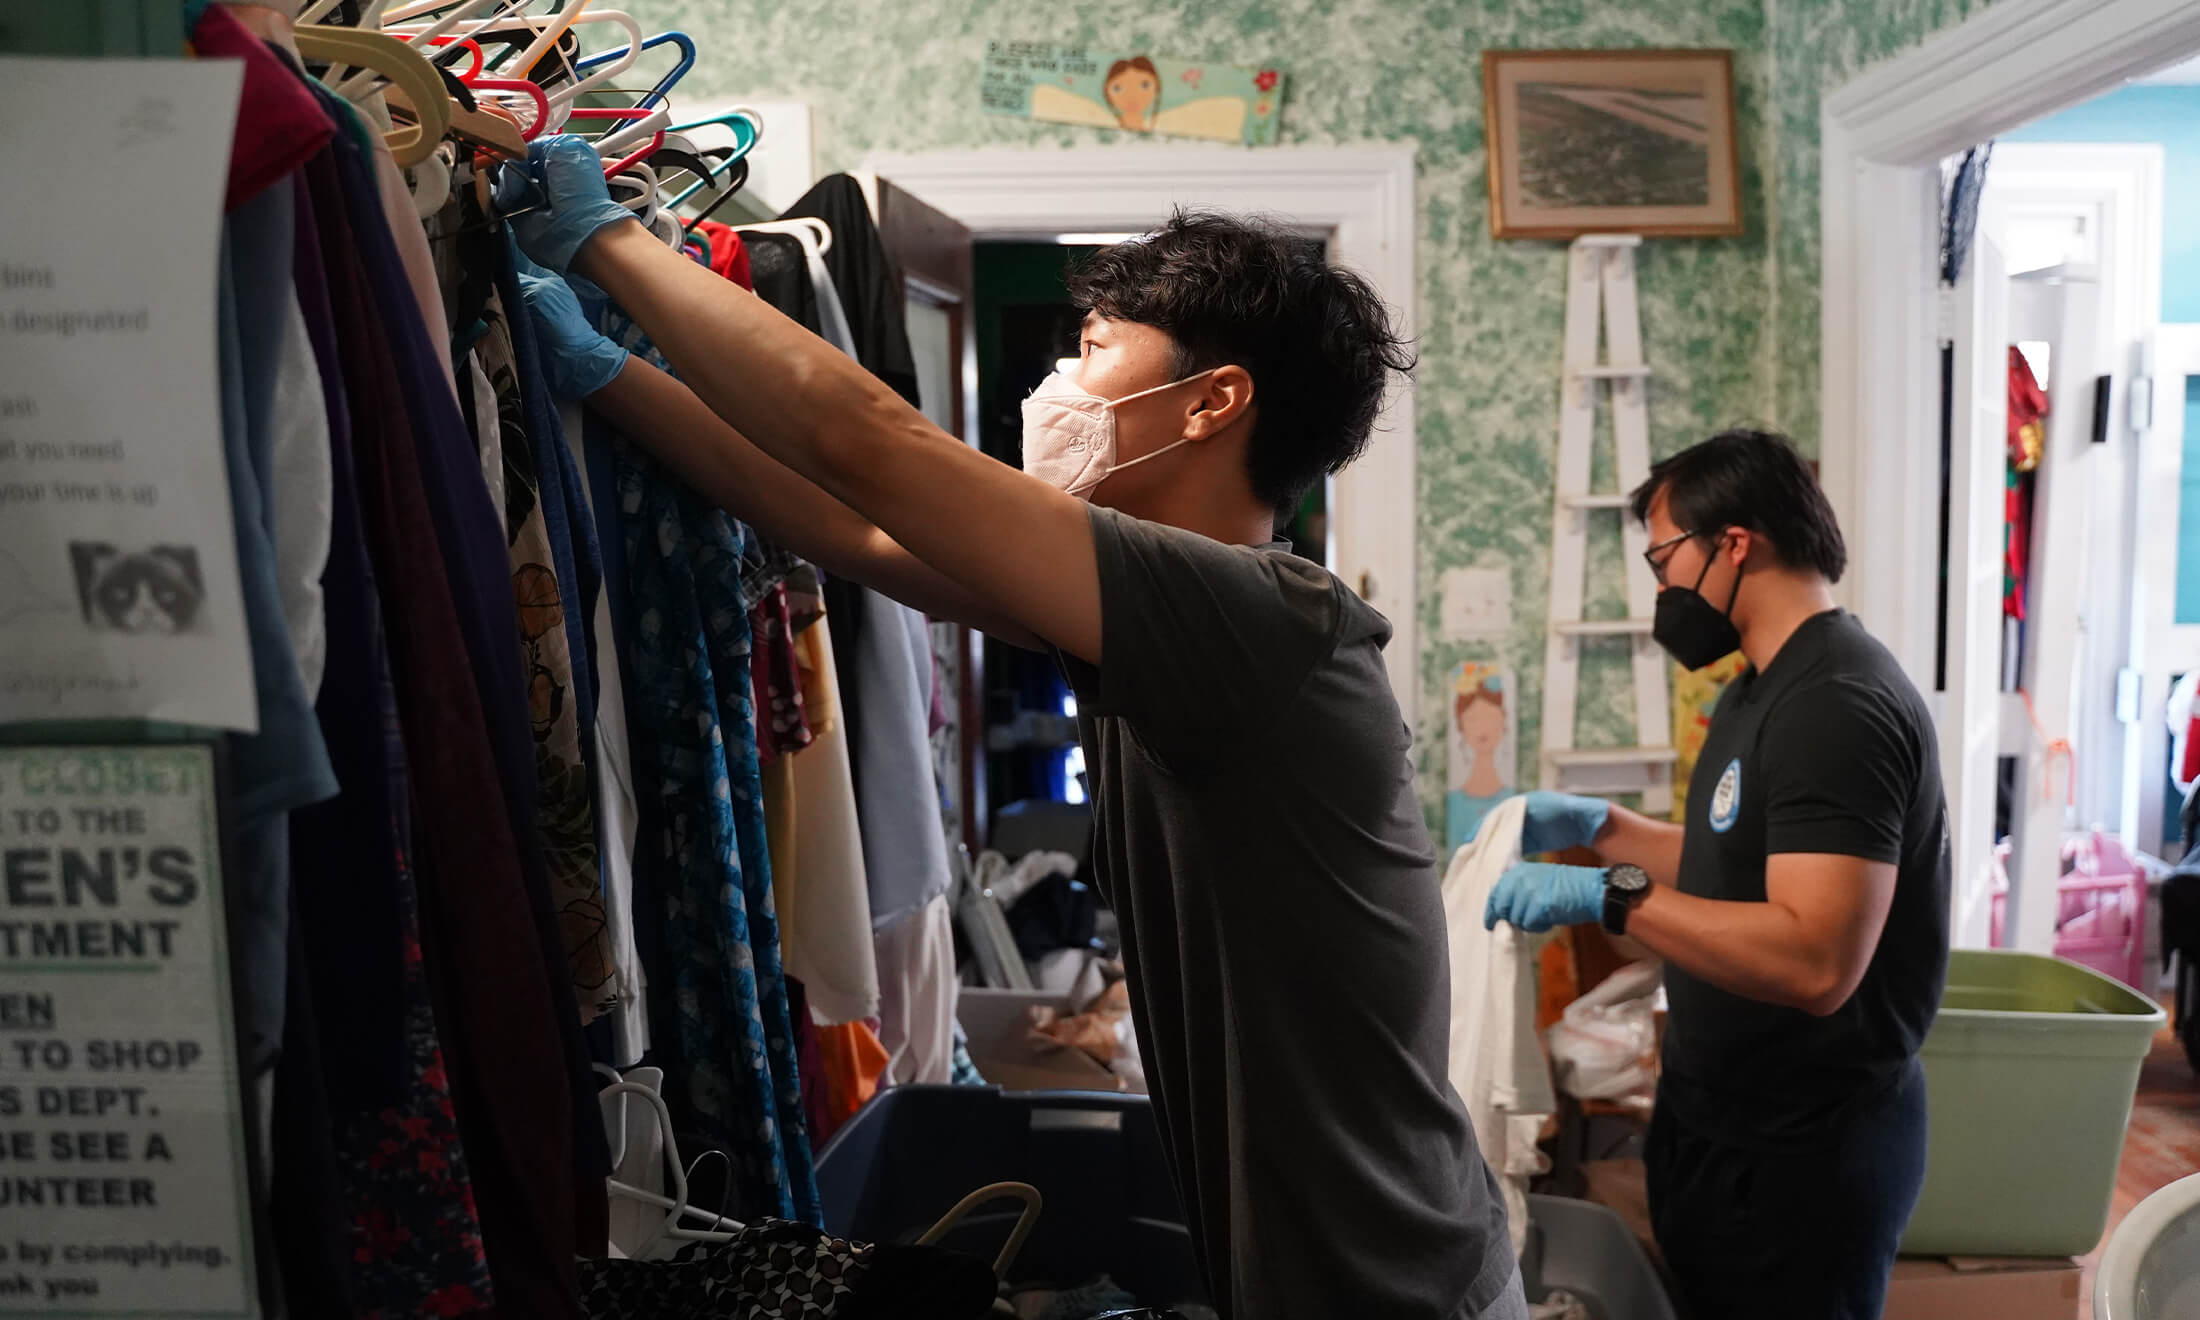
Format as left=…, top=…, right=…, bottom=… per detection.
left=2077, top=1009, right=2200, bottom=1319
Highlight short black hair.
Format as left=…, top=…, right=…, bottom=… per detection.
left=1628, top=428, right=1848, bottom=583
left=1065, top=210, right=1415, bottom=511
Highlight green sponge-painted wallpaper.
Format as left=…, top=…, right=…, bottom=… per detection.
left=1768, top=0, right=1998, bottom=454
left=630, top=0, right=1991, bottom=813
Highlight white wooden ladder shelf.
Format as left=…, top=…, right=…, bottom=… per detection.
left=1539, top=235, right=1676, bottom=814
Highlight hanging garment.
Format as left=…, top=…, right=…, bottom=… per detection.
left=779, top=619, right=881, bottom=1026
left=873, top=894, right=959, bottom=1086
left=574, top=1222, right=996, bottom=1319
left=563, top=395, right=652, bottom=1064
left=192, top=3, right=334, bottom=209
left=1438, top=796, right=1558, bottom=1258
left=779, top=176, right=922, bottom=407
left=692, top=219, right=755, bottom=290
left=2005, top=346, right=2048, bottom=621
left=752, top=583, right=814, bottom=764
left=306, top=114, right=594, bottom=1314
left=219, top=172, right=341, bottom=1077
left=612, top=431, right=820, bottom=1223
left=473, top=279, right=619, bottom=1023
left=284, top=166, right=496, bottom=1317
left=813, top=1020, right=893, bottom=1144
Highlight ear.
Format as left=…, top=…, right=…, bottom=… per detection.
left=1724, top=526, right=1760, bottom=569
left=1182, top=364, right=1255, bottom=440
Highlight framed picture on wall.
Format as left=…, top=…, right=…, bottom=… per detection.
left=1482, top=49, right=1743, bottom=239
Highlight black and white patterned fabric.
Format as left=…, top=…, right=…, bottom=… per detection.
left=577, top=1219, right=996, bottom=1319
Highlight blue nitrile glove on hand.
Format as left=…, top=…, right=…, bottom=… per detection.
left=504, top=134, right=638, bottom=274
left=1519, top=790, right=1612, bottom=855
left=513, top=255, right=629, bottom=400
left=1483, top=861, right=1606, bottom=933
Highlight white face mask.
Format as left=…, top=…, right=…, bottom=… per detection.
left=1020, top=368, right=1218, bottom=499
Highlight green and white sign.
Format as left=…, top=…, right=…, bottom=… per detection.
left=981, top=41, right=1284, bottom=145
left=0, top=744, right=257, bottom=1316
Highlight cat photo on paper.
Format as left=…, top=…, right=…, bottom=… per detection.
left=69, top=542, right=206, bottom=636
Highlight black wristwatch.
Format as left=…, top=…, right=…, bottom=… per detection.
left=1601, top=864, right=1652, bottom=936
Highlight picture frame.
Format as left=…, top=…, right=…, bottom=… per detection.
left=1482, top=48, right=1744, bottom=240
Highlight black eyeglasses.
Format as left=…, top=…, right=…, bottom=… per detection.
left=1642, top=530, right=1700, bottom=586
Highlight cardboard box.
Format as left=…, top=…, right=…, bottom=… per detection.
left=1881, top=1256, right=2080, bottom=1320
left=1578, top=1159, right=2078, bottom=1320
left=955, top=986, right=1135, bottom=1093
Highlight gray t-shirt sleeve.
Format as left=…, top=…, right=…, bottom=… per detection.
left=1071, top=504, right=1344, bottom=749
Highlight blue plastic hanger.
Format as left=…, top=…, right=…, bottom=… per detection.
left=574, top=28, right=694, bottom=110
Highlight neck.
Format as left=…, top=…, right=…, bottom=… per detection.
left=1138, top=484, right=1275, bottom=546
left=1735, top=573, right=1839, bottom=672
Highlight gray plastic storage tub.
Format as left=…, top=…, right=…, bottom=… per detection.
left=1524, top=1195, right=1679, bottom=1320
left=816, top=1086, right=1676, bottom=1319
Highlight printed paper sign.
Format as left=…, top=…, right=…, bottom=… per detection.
left=0, top=58, right=256, bottom=731
left=0, top=744, right=257, bottom=1315
left=981, top=41, right=1284, bottom=145
left=1446, top=662, right=1519, bottom=854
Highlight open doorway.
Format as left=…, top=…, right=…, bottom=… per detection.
left=861, top=144, right=1419, bottom=852
left=1820, top=0, right=2200, bottom=958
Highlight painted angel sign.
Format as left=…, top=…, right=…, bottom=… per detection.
left=982, top=41, right=1284, bottom=145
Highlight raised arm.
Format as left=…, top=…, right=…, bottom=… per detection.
left=513, top=136, right=1103, bottom=661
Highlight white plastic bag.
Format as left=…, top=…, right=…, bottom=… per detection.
left=1544, top=959, right=1662, bottom=1103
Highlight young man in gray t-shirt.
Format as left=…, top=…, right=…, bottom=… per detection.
left=511, top=134, right=1524, bottom=1319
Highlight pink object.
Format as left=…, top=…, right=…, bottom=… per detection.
left=1992, top=831, right=2151, bottom=990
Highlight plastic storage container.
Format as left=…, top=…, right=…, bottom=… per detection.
left=817, top=1086, right=1676, bottom=1318
left=1900, top=949, right=2166, bottom=1256
left=1522, top=1195, right=1679, bottom=1320
left=815, top=1087, right=1205, bottom=1305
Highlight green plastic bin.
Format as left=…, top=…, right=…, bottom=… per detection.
left=1901, top=949, right=2166, bottom=1257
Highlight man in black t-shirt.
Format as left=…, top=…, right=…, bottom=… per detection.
left=1486, top=430, right=1950, bottom=1320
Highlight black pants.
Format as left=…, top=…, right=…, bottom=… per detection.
left=1646, top=1061, right=1928, bottom=1320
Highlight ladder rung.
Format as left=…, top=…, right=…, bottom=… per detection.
left=1548, top=746, right=1680, bottom=768
left=1575, top=234, right=1643, bottom=249
left=1570, top=365, right=1653, bottom=380
left=1555, top=618, right=1655, bottom=637
left=1562, top=493, right=1630, bottom=510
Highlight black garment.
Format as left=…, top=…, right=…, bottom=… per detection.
left=575, top=1221, right=994, bottom=1319
left=1056, top=506, right=1513, bottom=1320
left=744, top=231, right=823, bottom=336
left=780, top=174, right=922, bottom=407
left=1648, top=1058, right=1928, bottom=1320
left=1005, top=873, right=1098, bottom=963
left=1662, top=608, right=1950, bottom=1147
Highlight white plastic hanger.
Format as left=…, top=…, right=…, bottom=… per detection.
left=729, top=217, right=833, bottom=256
left=597, top=1077, right=748, bottom=1260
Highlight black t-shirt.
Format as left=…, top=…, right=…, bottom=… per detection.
left=1660, top=609, right=1951, bottom=1148
left=1058, top=506, right=1514, bottom=1320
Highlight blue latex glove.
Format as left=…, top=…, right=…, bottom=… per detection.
left=1519, top=790, right=1612, bottom=855
left=505, top=134, right=638, bottom=274
left=1483, top=861, right=1605, bottom=933
left=513, top=256, right=629, bottom=400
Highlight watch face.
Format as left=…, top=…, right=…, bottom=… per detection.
left=1609, top=864, right=1651, bottom=895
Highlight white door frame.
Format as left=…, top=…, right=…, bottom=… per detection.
left=860, top=145, right=1422, bottom=719
left=1818, top=0, right=2200, bottom=690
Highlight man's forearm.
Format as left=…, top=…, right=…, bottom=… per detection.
left=1593, top=805, right=1685, bottom=886
left=573, top=222, right=948, bottom=512
left=1624, top=886, right=1850, bottom=1015
left=588, top=356, right=1042, bottom=648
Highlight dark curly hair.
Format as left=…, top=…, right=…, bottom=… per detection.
left=1064, top=210, right=1416, bottom=512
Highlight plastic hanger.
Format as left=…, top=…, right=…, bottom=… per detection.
left=729, top=218, right=834, bottom=257
left=658, top=108, right=762, bottom=210
left=573, top=27, right=693, bottom=111
left=294, top=26, right=452, bottom=167
left=676, top=156, right=751, bottom=235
